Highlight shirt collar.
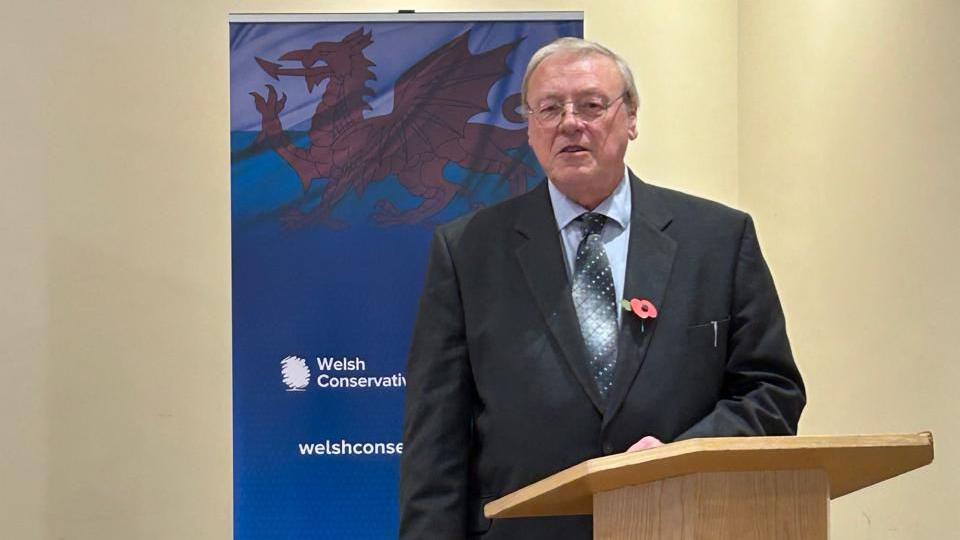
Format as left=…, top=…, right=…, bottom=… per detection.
left=547, top=165, right=631, bottom=231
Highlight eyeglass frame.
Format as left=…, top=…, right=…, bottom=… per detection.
left=524, top=92, right=630, bottom=127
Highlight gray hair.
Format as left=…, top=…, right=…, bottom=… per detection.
left=521, top=37, right=639, bottom=113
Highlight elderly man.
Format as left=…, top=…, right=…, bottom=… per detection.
left=399, top=38, right=805, bottom=539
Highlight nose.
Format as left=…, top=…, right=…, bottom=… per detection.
left=557, top=103, right=584, bottom=133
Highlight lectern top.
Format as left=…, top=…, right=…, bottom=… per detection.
left=485, top=432, right=934, bottom=519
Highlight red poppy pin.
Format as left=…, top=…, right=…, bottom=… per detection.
left=621, top=298, right=658, bottom=332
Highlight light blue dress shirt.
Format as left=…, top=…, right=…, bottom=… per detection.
left=547, top=167, right=632, bottom=325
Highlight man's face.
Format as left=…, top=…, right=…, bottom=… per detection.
left=526, top=52, right=637, bottom=207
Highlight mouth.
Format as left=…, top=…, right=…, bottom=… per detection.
left=558, top=145, right=589, bottom=155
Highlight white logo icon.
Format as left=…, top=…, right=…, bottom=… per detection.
left=281, top=356, right=311, bottom=391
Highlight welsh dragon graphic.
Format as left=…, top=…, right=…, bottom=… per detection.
left=248, top=28, right=535, bottom=228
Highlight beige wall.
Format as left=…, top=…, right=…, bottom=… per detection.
left=739, top=1, right=960, bottom=537
left=1, top=0, right=954, bottom=538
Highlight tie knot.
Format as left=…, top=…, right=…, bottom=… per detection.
left=579, top=212, right=607, bottom=236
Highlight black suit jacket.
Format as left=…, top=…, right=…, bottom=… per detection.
left=399, top=173, right=805, bottom=539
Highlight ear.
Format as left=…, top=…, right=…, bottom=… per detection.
left=626, top=108, right=638, bottom=140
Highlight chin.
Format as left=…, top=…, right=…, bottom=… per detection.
left=551, top=166, right=596, bottom=184
left=549, top=173, right=596, bottom=197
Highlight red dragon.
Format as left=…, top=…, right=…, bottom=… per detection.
left=249, top=28, right=535, bottom=228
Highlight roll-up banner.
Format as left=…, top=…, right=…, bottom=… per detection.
left=229, top=12, right=584, bottom=538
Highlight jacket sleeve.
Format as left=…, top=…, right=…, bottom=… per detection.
left=399, top=226, right=474, bottom=539
left=676, top=214, right=806, bottom=440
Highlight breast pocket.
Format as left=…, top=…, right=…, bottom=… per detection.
left=686, top=317, right=731, bottom=365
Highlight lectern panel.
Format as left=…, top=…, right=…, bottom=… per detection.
left=593, top=470, right=829, bottom=540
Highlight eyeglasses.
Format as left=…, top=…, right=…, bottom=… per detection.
left=526, top=93, right=628, bottom=127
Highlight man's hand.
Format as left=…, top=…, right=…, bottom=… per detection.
left=627, top=436, right=664, bottom=452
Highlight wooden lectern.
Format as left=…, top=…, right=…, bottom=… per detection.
left=485, top=433, right=933, bottom=539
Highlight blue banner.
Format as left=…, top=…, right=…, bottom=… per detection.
left=230, top=16, right=582, bottom=538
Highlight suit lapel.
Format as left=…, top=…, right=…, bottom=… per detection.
left=514, top=183, right=605, bottom=413
left=603, top=173, right=676, bottom=427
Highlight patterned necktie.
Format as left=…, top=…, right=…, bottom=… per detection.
left=571, top=212, right=619, bottom=400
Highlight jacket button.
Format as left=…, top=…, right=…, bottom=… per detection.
left=602, top=442, right=614, bottom=455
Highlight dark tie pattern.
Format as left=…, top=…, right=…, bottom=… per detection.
left=571, top=213, right=618, bottom=400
